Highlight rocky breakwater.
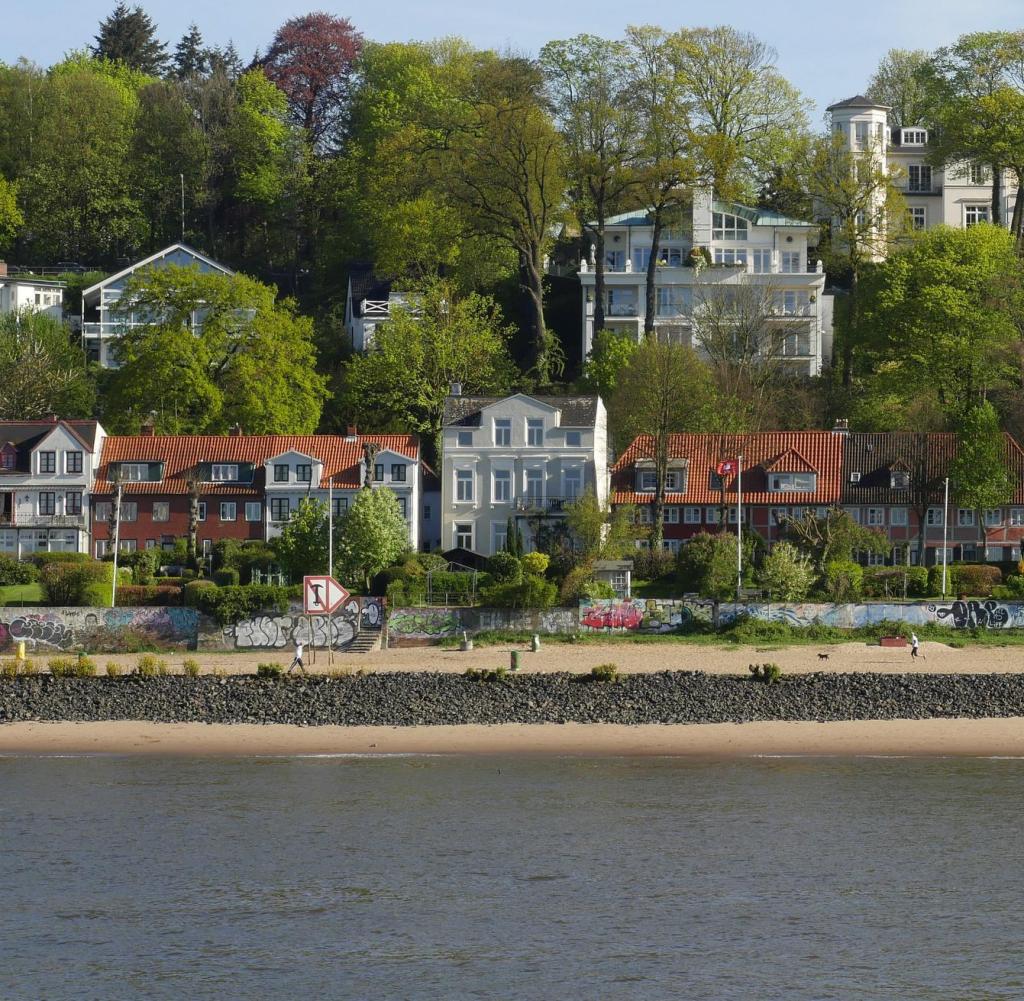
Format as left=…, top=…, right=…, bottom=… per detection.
left=3, top=672, right=1024, bottom=726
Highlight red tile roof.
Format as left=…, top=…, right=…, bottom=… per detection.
left=612, top=432, right=845, bottom=506
left=94, top=434, right=420, bottom=495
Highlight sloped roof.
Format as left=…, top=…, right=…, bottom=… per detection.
left=712, top=199, right=815, bottom=229
left=443, top=394, right=600, bottom=428
left=348, top=263, right=394, bottom=317
left=826, top=94, right=891, bottom=111
left=81, top=243, right=233, bottom=297
left=0, top=420, right=102, bottom=474
left=94, top=434, right=420, bottom=495
left=842, top=432, right=1024, bottom=505
left=612, top=432, right=844, bottom=505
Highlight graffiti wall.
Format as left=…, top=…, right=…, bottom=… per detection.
left=386, top=606, right=579, bottom=645
left=578, top=598, right=1024, bottom=632
left=0, top=607, right=200, bottom=652
left=204, top=598, right=382, bottom=651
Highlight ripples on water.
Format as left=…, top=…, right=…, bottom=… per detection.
left=1, top=753, right=1023, bottom=1000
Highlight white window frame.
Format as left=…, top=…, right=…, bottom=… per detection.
left=457, top=430, right=473, bottom=447
left=493, top=469, right=512, bottom=503
left=220, top=502, right=236, bottom=522
left=197, top=502, right=207, bottom=522
left=780, top=251, right=801, bottom=274
left=712, top=211, right=748, bottom=241
left=965, top=204, right=990, bottom=226
left=245, top=502, right=262, bottom=522
left=957, top=508, right=975, bottom=527
left=210, top=464, right=239, bottom=482
left=908, top=164, right=932, bottom=193
left=492, top=522, right=508, bottom=553
left=565, top=431, right=582, bottom=448
left=926, top=507, right=944, bottom=526
left=866, top=507, right=885, bottom=526
left=120, top=502, right=138, bottom=523
left=751, top=248, right=772, bottom=273
left=639, top=470, right=657, bottom=492
left=455, top=469, right=474, bottom=503
left=770, top=472, right=816, bottom=493
left=152, top=501, right=170, bottom=523
left=908, top=206, right=926, bottom=231
left=664, top=506, right=680, bottom=524
left=120, top=463, right=149, bottom=482
left=526, top=419, right=544, bottom=447
left=890, top=507, right=909, bottom=526
left=564, top=468, right=582, bottom=500
left=684, top=506, right=701, bottom=524
left=494, top=419, right=512, bottom=447
left=984, top=508, right=1002, bottom=527
left=714, top=248, right=747, bottom=266
left=1010, top=508, right=1024, bottom=527
left=454, top=523, right=473, bottom=549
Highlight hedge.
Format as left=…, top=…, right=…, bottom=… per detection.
left=861, top=566, right=929, bottom=599
left=184, top=584, right=294, bottom=624
left=928, top=563, right=1002, bottom=597
left=213, top=568, right=240, bottom=587
left=115, top=585, right=184, bottom=606
left=0, top=555, right=38, bottom=586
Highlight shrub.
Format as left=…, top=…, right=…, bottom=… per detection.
left=993, top=574, right=1024, bottom=600
left=463, top=666, right=507, bottom=681
left=155, top=576, right=185, bottom=587
left=862, top=566, right=929, bottom=599
left=106, top=661, right=122, bottom=677
left=114, top=549, right=159, bottom=585
left=184, top=579, right=216, bottom=603
left=487, top=550, right=523, bottom=584
left=213, top=568, right=240, bottom=587
left=408, top=552, right=448, bottom=574
left=590, top=662, right=619, bottom=683
left=115, top=585, right=183, bottom=606
left=20, top=658, right=37, bottom=675
left=482, top=575, right=558, bottom=610
left=386, top=580, right=407, bottom=606
left=949, top=564, right=1002, bottom=597
left=748, top=662, right=782, bottom=683
left=184, top=584, right=293, bottom=624
left=1, top=658, right=18, bottom=678
left=559, top=564, right=597, bottom=603
left=39, top=560, right=105, bottom=606
left=757, top=542, right=815, bottom=601
left=0, top=555, right=38, bottom=586
left=823, top=561, right=863, bottom=602
left=631, top=547, right=675, bottom=581
left=135, top=654, right=158, bottom=677
left=257, top=663, right=283, bottom=678
left=182, top=658, right=200, bottom=678
left=677, top=533, right=756, bottom=599
left=155, top=658, right=169, bottom=676
left=521, top=552, right=550, bottom=576
left=580, top=579, right=616, bottom=599
left=48, top=657, right=78, bottom=677
left=75, top=655, right=97, bottom=677
left=30, top=551, right=91, bottom=567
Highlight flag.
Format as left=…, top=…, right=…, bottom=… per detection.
left=716, top=458, right=738, bottom=476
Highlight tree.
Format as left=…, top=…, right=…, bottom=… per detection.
left=777, top=508, right=888, bottom=575
left=0, top=178, right=23, bottom=252
left=0, top=311, right=96, bottom=419
left=102, top=265, right=328, bottom=434
left=565, top=487, right=636, bottom=559
left=92, top=3, right=168, bottom=76
left=676, top=531, right=757, bottom=599
left=336, top=487, right=409, bottom=590
left=865, top=49, right=931, bottom=129
left=950, top=401, right=1013, bottom=553
left=580, top=328, right=638, bottom=400
left=757, top=542, right=815, bottom=600
left=540, top=35, right=639, bottom=335
left=610, top=341, right=716, bottom=547
left=172, top=24, right=209, bottom=81
left=339, top=278, right=515, bottom=458
left=273, top=498, right=331, bottom=580
left=262, top=13, right=363, bottom=149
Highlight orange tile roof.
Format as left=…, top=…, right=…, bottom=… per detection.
left=94, top=434, right=420, bottom=495
left=612, top=432, right=845, bottom=506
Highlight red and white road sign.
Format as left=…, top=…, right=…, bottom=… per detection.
left=303, top=575, right=350, bottom=615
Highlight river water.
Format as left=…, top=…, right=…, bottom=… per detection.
left=2, top=753, right=1023, bottom=1000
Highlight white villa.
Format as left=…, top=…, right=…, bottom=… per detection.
left=576, top=189, right=830, bottom=376
left=80, top=243, right=233, bottom=368
left=441, top=391, right=608, bottom=557
left=827, top=95, right=1016, bottom=233
left=0, top=263, right=65, bottom=322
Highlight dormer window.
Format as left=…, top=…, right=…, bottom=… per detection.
left=770, top=473, right=816, bottom=493
left=891, top=471, right=910, bottom=489
left=296, top=464, right=312, bottom=482
left=1, top=450, right=15, bottom=470
left=39, top=451, right=56, bottom=474
left=712, top=211, right=747, bottom=241
left=902, top=128, right=927, bottom=146
left=210, top=464, right=238, bottom=481
left=121, top=463, right=149, bottom=481
left=638, top=470, right=657, bottom=492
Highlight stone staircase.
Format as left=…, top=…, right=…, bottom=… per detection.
left=346, top=625, right=383, bottom=654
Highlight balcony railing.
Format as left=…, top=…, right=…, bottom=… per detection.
left=20, top=514, right=87, bottom=529
left=360, top=295, right=421, bottom=318
left=514, top=495, right=575, bottom=514
left=606, top=302, right=639, bottom=317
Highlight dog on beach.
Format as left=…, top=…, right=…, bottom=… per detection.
left=817, top=652, right=830, bottom=661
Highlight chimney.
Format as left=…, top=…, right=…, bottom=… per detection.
left=0, top=262, right=7, bottom=277
left=45, top=413, right=58, bottom=424
left=140, top=420, right=155, bottom=437
left=832, top=418, right=849, bottom=435
left=346, top=424, right=358, bottom=442
left=228, top=423, right=243, bottom=437
left=450, top=382, right=462, bottom=397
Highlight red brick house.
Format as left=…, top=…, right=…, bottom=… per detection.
left=91, top=430, right=421, bottom=559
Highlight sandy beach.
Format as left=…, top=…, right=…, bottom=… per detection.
left=2, top=718, right=1024, bottom=757
left=78, top=638, right=1024, bottom=676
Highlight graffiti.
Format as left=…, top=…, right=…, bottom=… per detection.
left=225, top=613, right=356, bottom=650
left=930, top=600, right=1014, bottom=630
left=580, top=601, right=643, bottom=631
left=7, top=615, right=75, bottom=650
left=387, top=608, right=459, bottom=639
left=360, top=597, right=384, bottom=629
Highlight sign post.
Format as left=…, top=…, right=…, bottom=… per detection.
left=303, top=575, right=350, bottom=666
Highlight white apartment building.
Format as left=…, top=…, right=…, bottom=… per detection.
left=0, top=263, right=65, bottom=322
left=576, top=189, right=830, bottom=375
left=80, top=243, right=233, bottom=368
left=827, top=95, right=1016, bottom=233
left=441, top=392, right=608, bottom=557
left=0, top=418, right=105, bottom=557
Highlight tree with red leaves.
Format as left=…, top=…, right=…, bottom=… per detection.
left=262, top=12, right=362, bottom=149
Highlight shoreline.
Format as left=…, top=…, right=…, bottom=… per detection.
left=3, top=718, right=1024, bottom=757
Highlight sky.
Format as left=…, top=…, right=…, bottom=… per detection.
left=3, top=0, right=1024, bottom=120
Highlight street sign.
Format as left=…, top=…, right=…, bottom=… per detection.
left=303, top=575, right=350, bottom=615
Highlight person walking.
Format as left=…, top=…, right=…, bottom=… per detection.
left=910, top=633, right=921, bottom=660
left=288, top=635, right=306, bottom=674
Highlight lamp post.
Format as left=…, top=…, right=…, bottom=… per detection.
left=736, top=455, right=743, bottom=599
left=941, top=477, right=950, bottom=597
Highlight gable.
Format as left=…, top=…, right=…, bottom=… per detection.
left=763, top=448, right=817, bottom=474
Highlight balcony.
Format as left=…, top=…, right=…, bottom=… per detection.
left=514, top=496, right=574, bottom=514
left=360, top=295, right=421, bottom=318
left=20, top=514, right=87, bottom=529
left=606, top=302, right=639, bottom=317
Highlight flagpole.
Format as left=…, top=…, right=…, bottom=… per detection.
left=736, top=454, right=743, bottom=599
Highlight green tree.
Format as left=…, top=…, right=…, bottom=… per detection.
left=102, top=265, right=328, bottom=434
left=0, top=177, right=22, bottom=251
left=580, top=328, right=637, bottom=399
left=950, top=401, right=1013, bottom=552
left=92, top=3, right=168, bottom=76
left=757, top=541, right=815, bottom=600
left=336, top=487, right=409, bottom=590
left=171, top=24, right=209, bottom=81
left=339, top=278, right=515, bottom=457
left=777, top=508, right=888, bottom=575
left=865, top=49, right=931, bottom=129
left=564, top=486, right=636, bottom=559
left=272, top=498, right=330, bottom=580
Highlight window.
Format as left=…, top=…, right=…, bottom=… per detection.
left=152, top=501, right=169, bottom=522
left=770, top=473, right=816, bottom=492
left=145, top=539, right=157, bottom=550
left=245, top=502, right=262, bottom=522
left=220, top=502, right=236, bottom=522
left=965, top=205, right=990, bottom=226
left=270, top=498, right=290, bottom=522
left=752, top=249, right=772, bottom=273
left=210, top=464, right=239, bottom=481
left=119, top=539, right=137, bottom=554
left=494, top=419, right=511, bottom=446
left=632, top=247, right=651, bottom=271
left=712, top=211, right=748, bottom=241
left=373, top=464, right=384, bottom=482
left=39, top=451, right=56, bottom=474
left=727, top=507, right=747, bottom=524
left=664, top=506, right=679, bottom=524
left=493, top=522, right=508, bottom=553
left=66, top=451, right=83, bottom=474
left=296, top=464, right=312, bottom=483
left=636, top=506, right=653, bottom=524
left=984, top=509, right=1002, bottom=527
left=391, top=464, right=406, bottom=482
left=565, top=431, right=582, bottom=448
left=423, top=505, right=431, bottom=520
left=66, top=491, right=82, bottom=516
left=662, top=540, right=682, bottom=555
left=455, top=523, right=473, bottom=549
left=527, top=419, right=544, bottom=447
left=456, top=469, right=474, bottom=502
left=331, top=497, right=347, bottom=518
left=161, top=536, right=175, bottom=550
left=120, top=502, right=137, bottom=523
left=657, top=246, right=683, bottom=266
left=525, top=469, right=543, bottom=503
left=891, top=471, right=911, bottom=489
left=605, top=249, right=624, bottom=270
left=771, top=508, right=789, bottom=525
left=493, top=470, right=512, bottom=502
left=639, top=470, right=657, bottom=492
left=197, top=502, right=206, bottom=522
left=0, top=451, right=14, bottom=470
left=854, top=121, right=870, bottom=146
left=890, top=507, right=909, bottom=526
left=957, top=508, right=975, bottom=527
left=120, top=463, right=149, bottom=481
left=864, top=550, right=886, bottom=566
left=926, top=507, right=944, bottom=526
left=94, top=502, right=110, bottom=522
left=908, top=165, right=932, bottom=193
left=778, top=290, right=809, bottom=316
left=684, top=507, right=702, bottom=524
left=902, top=129, right=928, bottom=146
left=274, top=464, right=289, bottom=482
left=397, top=497, right=408, bottom=519
left=969, top=163, right=988, bottom=185
left=39, top=492, right=55, bottom=516
left=714, top=248, right=747, bottom=266
left=780, top=251, right=801, bottom=273
left=564, top=469, right=582, bottom=500
left=706, top=507, right=720, bottom=524
left=457, top=430, right=473, bottom=447
left=95, top=541, right=108, bottom=559
left=866, top=507, right=885, bottom=526
left=1011, top=509, right=1024, bottom=526
left=845, top=507, right=862, bottom=524
left=655, top=285, right=692, bottom=317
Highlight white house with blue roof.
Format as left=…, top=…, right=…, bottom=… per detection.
left=81, top=243, right=234, bottom=368
left=576, top=188, right=831, bottom=376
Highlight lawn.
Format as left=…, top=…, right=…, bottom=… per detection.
left=0, top=584, right=42, bottom=605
